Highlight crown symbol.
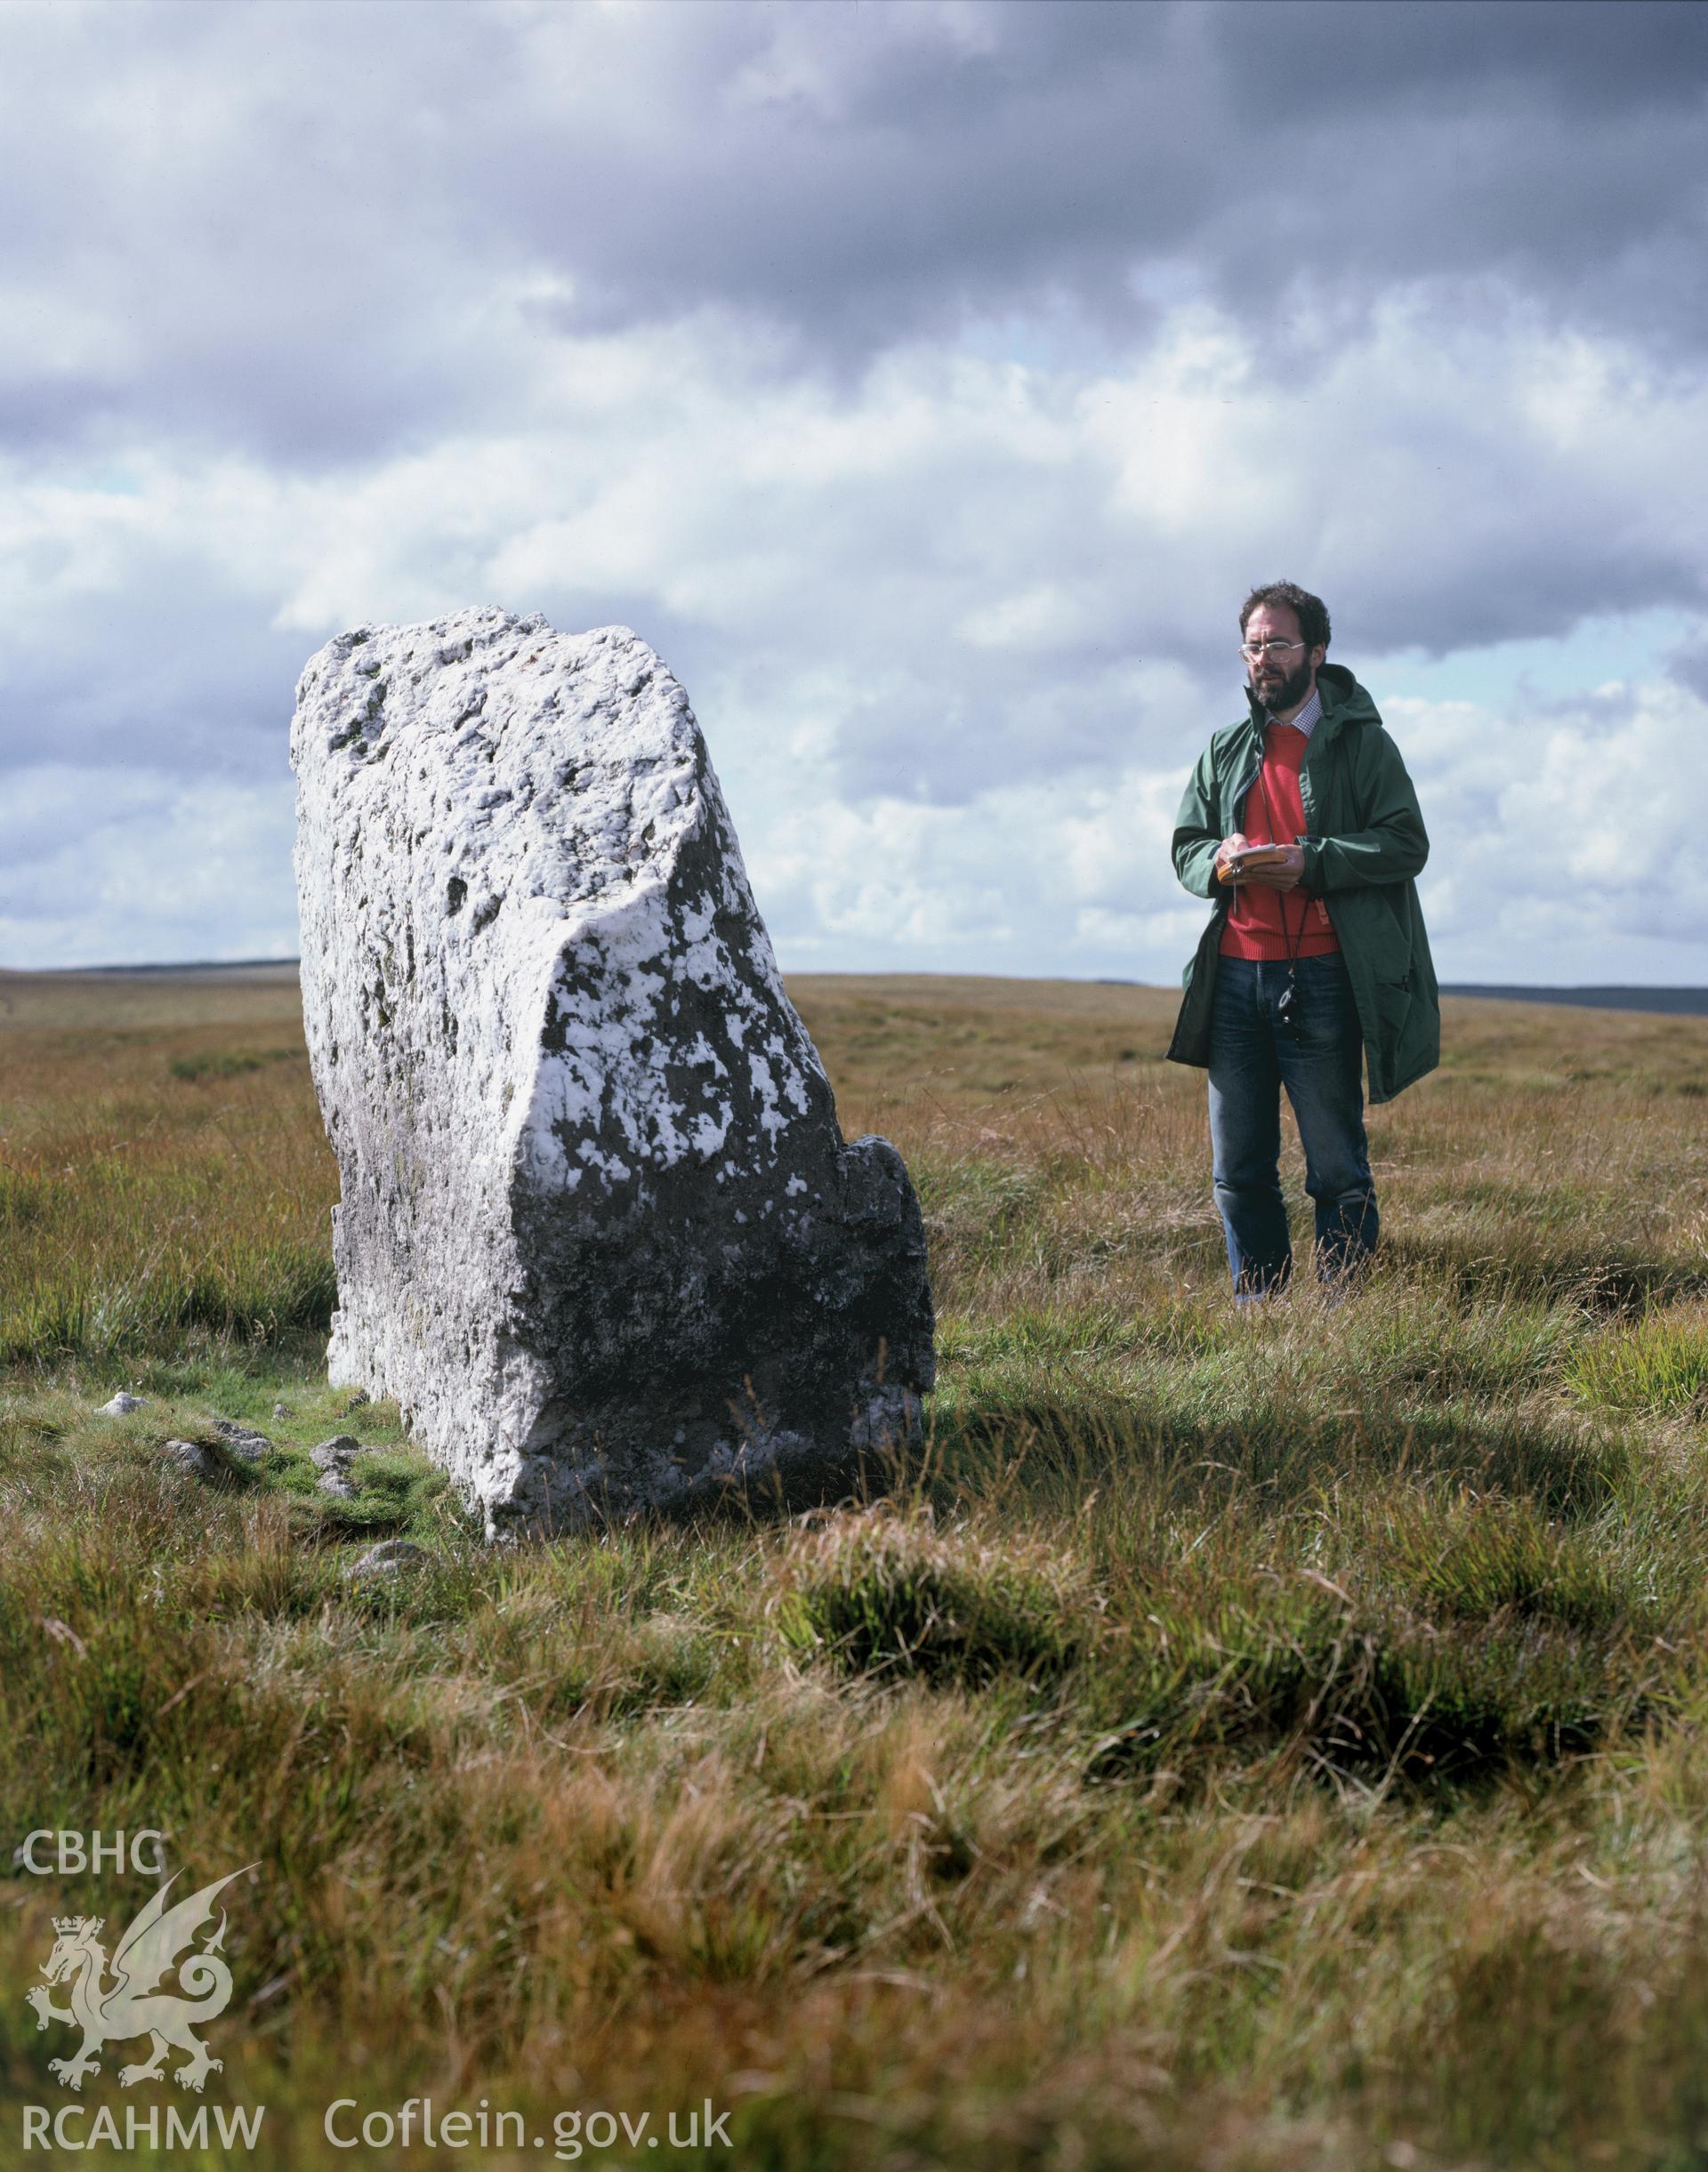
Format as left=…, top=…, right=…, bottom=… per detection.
left=52, top=1916, right=101, bottom=1935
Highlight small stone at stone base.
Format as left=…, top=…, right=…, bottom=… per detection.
left=100, top=1393, right=147, bottom=1417
left=161, top=1439, right=212, bottom=1476
left=273, top=1402, right=293, bottom=1420
left=212, top=1420, right=274, bottom=1463
left=318, top=1468, right=359, bottom=1500
left=342, top=1539, right=429, bottom=1583
left=310, top=1435, right=362, bottom=1471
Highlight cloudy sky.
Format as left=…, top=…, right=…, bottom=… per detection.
left=2, top=0, right=1704, bottom=984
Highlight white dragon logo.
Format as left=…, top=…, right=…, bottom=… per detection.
left=25, top=1865, right=254, bottom=2093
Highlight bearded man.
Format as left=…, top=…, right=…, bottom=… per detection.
left=1167, top=581, right=1439, bottom=1298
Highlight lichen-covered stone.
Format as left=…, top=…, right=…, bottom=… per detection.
left=342, top=1539, right=430, bottom=1583
left=291, top=608, right=934, bottom=1534
left=310, top=1435, right=363, bottom=1471
left=211, top=1420, right=273, bottom=1463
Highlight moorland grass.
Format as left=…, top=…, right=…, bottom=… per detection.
left=1, top=969, right=1706, bottom=2168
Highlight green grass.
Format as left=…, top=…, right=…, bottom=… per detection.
left=1571, top=1301, right=1708, bottom=1417
left=168, top=1046, right=301, bottom=1083
left=3, top=969, right=1708, bottom=2167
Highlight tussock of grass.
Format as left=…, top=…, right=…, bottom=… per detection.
left=1355, top=1486, right=1649, bottom=1628
left=1087, top=1587, right=1660, bottom=1789
left=1571, top=1299, right=1708, bottom=1417
left=773, top=1503, right=1097, bottom=1684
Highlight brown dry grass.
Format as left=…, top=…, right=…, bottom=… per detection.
left=2, top=968, right=1707, bottom=2168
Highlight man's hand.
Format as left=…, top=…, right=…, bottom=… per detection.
left=1213, top=833, right=1250, bottom=884
left=1240, top=844, right=1306, bottom=891
left=1215, top=835, right=1306, bottom=889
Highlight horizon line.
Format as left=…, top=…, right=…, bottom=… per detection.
left=3, top=958, right=1707, bottom=1002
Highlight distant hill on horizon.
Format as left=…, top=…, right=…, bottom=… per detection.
left=49, top=956, right=302, bottom=977
left=4, top=960, right=1706, bottom=1019
left=1440, top=984, right=1708, bottom=1018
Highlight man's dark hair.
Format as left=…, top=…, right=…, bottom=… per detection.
left=1239, top=582, right=1330, bottom=654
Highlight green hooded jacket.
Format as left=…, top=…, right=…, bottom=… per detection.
left=1165, top=663, right=1439, bottom=1105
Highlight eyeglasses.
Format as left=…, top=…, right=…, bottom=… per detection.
left=1239, top=639, right=1307, bottom=663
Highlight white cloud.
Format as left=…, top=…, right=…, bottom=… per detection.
left=1, top=294, right=1704, bottom=979
left=736, top=759, right=1187, bottom=974
left=0, top=766, right=297, bottom=969
left=1395, top=677, right=1708, bottom=980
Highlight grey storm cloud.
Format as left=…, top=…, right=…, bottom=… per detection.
left=0, top=0, right=1704, bottom=467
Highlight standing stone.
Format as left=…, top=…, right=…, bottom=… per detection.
left=291, top=608, right=934, bottom=1535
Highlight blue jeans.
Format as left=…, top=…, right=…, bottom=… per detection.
left=1207, top=953, right=1378, bottom=1296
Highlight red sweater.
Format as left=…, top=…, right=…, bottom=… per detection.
left=1219, top=724, right=1341, bottom=961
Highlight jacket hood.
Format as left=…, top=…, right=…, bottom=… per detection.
left=1244, top=661, right=1382, bottom=736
